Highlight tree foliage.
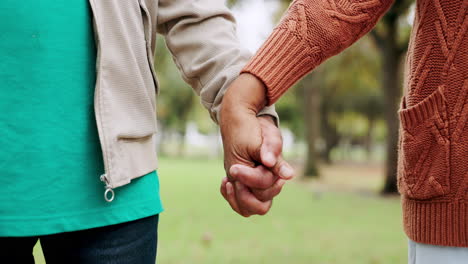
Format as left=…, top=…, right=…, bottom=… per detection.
left=155, top=38, right=218, bottom=156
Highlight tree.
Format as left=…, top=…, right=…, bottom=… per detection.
left=277, top=0, right=413, bottom=192
left=320, top=38, right=383, bottom=162
left=301, top=73, right=321, bottom=177
left=370, top=0, right=413, bottom=194
left=155, top=38, right=197, bottom=156
left=296, top=38, right=383, bottom=176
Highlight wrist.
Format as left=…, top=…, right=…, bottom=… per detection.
left=224, top=73, right=268, bottom=114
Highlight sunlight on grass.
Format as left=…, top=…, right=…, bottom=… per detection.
left=34, top=158, right=406, bottom=264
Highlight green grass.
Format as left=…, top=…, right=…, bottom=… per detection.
left=34, top=158, right=407, bottom=264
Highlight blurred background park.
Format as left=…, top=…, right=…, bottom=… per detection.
left=33, top=0, right=415, bottom=263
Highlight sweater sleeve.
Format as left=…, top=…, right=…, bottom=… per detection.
left=242, top=0, right=395, bottom=105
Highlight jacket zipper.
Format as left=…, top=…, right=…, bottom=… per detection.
left=100, top=174, right=115, bottom=202
left=89, top=0, right=115, bottom=202
left=95, top=84, right=114, bottom=202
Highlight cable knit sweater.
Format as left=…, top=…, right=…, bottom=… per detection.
left=242, top=0, right=468, bottom=247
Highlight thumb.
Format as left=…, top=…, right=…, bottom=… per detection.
left=260, top=144, right=278, bottom=168
left=258, top=115, right=282, bottom=168
left=258, top=122, right=294, bottom=179
left=271, top=156, right=295, bottom=180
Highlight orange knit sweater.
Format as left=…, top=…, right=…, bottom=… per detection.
left=243, top=0, right=468, bottom=247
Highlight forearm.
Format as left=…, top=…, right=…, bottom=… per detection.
left=157, top=0, right=278, bottom=123
left=242, top=0, right=395, bottom=105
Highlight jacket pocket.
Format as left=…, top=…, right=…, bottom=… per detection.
left=397, top=87, right=450, bottom=200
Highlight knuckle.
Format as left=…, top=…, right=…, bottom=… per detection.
left=257, top=203, right=271, bottom=215
left=257, top=207, right=269, bottom=215
left=273, top=186, right=283, bottom=196
left=272, top=190, right=281, bottom=198
left=241, top=212, right=251, bottom=218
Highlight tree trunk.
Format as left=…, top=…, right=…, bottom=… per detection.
left=321, top=107, right=340, bottom=164
left=378, top=19, right=403, bottom=194
left=364, top=117, right=375, bottom=159
left=156, top=125, right=166, bottom=155
left=303, top=74, right=320, bottom=177
left=368, top=0, right=413, bottom=194
left=177, top=130, right=187, bottom=157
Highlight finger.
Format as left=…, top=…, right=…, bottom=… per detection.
left=230, top=164, right=277, bottom=189
left=257, top=117, right=295, bottom=179
left=220, top=177, right=229, bottom=200
left=272, top=156, right=295, bottom=180
left=221, top=178, right=253, bottom=217
left=258, top=116, right=283, bottom=167
left=252, top=179, right=286, bottom=202
left=259, top=135, right=282, bottom=168
left=234, top=181, right=272, bottom=216
left=220, top=178, right=241, bottom=214
left=224, top=181, right=243, bottom=215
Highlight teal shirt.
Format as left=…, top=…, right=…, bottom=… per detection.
left=0, top=1, right=163, bottom=236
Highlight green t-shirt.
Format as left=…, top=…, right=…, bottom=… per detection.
left=0, top=1, right=163, bottom=236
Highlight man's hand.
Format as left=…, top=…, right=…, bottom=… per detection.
left=220, top=116, right=292, bottom=217
left=219, top=74, right=294, bottom=217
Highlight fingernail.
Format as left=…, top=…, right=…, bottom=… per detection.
left=279, top=165, right=294, bottom=179
left=235, top=181, right=244, bottom=190
left=226, top=182, right=233, bottom=195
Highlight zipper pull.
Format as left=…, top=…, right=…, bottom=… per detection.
left=100, top=174, right=115, bottom=202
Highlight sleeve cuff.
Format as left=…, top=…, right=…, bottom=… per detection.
left=257, top=104, right=279, bottom=127
left=242, top=29, right=317, bottom=105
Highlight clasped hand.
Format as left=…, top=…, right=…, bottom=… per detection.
left=219, top=74, right=294, bottom=217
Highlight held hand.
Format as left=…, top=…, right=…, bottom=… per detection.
left=219, top=74, right=294, bottom=217
left=220, top=116, right=293, bottom=216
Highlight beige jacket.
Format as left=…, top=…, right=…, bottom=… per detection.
left=88, top=0, right=277, bottom=200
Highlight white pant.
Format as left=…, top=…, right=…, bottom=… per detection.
left=408, top=240, right=468, bottom=264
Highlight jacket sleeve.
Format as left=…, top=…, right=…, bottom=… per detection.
left=156, top=0, right=278, bottom=124
left=242, top=0, right=395, bottom=105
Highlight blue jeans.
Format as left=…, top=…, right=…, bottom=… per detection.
left=0, top=215, right=159, bottom=264
left=408, top=240, right=468, bottom=264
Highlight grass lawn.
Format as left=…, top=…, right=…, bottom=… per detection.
left=34, top=158, right=407, bottom=263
